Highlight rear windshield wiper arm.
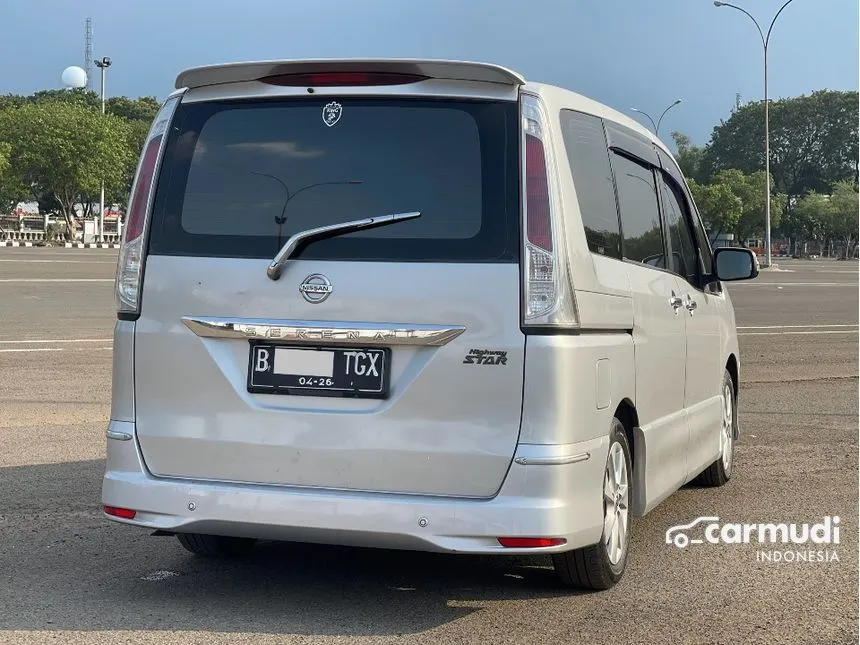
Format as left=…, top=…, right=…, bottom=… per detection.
left=267, top=211, right=421, bottom=280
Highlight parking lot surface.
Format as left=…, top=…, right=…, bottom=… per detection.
left=0, top=249, right=857, bottom=645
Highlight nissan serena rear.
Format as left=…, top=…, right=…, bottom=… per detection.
left=103, top=59, right=756, bottom=590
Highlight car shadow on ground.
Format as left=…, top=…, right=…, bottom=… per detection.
left=0, top=459, right=584, bottom=637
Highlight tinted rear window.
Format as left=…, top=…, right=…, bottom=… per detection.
left=148, top=97, right=519, bottom=262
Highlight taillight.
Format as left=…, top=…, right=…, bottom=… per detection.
left=260, top=71, right=428, bottom=87
left=525, top=134, right=553, bottom=252
left=520, top=93, right=578, bottom=329
left=116, top=95, right=180, bottom=318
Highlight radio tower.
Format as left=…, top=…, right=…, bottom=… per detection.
left=84, top=18, right=93, bottom=91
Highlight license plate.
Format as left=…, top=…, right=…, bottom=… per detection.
left=247, top=343, right=390, bottom=398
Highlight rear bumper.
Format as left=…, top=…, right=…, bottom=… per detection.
left=102, top=420, right=607, bottom=554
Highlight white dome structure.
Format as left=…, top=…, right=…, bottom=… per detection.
left=61, top=66, right=88, bottom=89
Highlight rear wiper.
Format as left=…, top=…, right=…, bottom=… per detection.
left=266, top=211, right=421, bottom=280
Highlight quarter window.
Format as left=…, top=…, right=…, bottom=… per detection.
left=560, top=111, right=622, bottom=259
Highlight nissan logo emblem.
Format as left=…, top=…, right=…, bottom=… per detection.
left=299, top=274, right=333, bottom=303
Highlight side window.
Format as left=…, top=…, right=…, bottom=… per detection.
left=658, top=148, right=715, bottom=276
left=659, top=174, right=698, bottom=285
left=690, top=207, right=714, bottom=276
left=610, top=152, right=665, bottom=266
left=560, top=110, right=622, bottom=259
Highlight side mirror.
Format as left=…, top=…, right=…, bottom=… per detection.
left=713, top=247, right=759, bottom=281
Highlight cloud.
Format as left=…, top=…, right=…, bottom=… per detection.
left=228, top=141, right=325, bottom=158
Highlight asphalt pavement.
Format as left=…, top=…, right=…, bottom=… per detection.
left=0, top=249, right=857, bottom=645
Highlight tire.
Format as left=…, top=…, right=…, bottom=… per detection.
left=692, top=369, right=737, bottom=487
left=552, top=418, right=632, bottom=590
left=176, top=533, right=256, bottom=558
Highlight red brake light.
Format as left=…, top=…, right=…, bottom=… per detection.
left=498, top=537, right=567, bottom=548
left=104, top=505, right=137, bottom=520
left=525, top=134, right=553, bottom=252
left=125, top=133, right=163, bottom=242
left=260, top=71, right=429, bottom=87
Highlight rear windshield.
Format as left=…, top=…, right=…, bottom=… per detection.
left=148, top=97, right=519, bottom=262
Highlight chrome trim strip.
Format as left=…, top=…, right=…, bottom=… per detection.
left=106, top=429, right=132, bottom=441
left=514, top=452, right=590, bottom=466
left=181, top=316, right=466, bottom=347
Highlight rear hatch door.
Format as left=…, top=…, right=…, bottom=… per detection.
left=134, top=90, right=525, bottom=498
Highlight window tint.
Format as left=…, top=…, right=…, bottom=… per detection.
left=610, top=152, right=665, bottom=265
left=690, top=208, right=714, bottom=275
left=149, top=98, right=519, bottom=262
left=657, top=148, right=714, bottom=276
left=560, top=110, right=621, bottom=259
left=660, top=176, right=698, bottom=284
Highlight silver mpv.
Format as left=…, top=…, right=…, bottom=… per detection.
left=103, top=58, right=758, bottom=590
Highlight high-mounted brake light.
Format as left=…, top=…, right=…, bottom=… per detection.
left=260, top=72, right=429, bottom=87
left=498, top=537, right=567, bottom=548
left=116, top=95, right=181, bottom=318
left=520, top=93, right=578, bottom=329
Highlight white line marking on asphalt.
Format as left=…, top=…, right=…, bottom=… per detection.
left=737, top=324, right=859, bottom=329
left=0, top=348, right=64, bottom=353
left=731, top=282, right=857, bottom=287
left=0, top=338, right=112, bottom=344
left=0, top=278, right=114, bottom=282
left=739, top=330, right=857, bottom=336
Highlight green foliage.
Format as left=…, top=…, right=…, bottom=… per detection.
left=827, top=181, right=859, bottom=255
left=0, top=101, right=135, bottom=238
left=689, top=169, right=786, bottom=243
left=106, top=96, right=160, bottom=123
left=703, top=90, right=859, bottom=197
left=671, top=131, right=707, bottom=184
left=784, top=191, right=832, bottom=243
left=688, top=178, right=742, bottom=236
left=0, top=141, right=26, bottom=217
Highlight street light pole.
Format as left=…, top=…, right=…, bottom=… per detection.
left=249, top=172, right=363, bottom=247
left=630, top=99, right=683, bottom=137
left=94, top=56, right=112, bottom=244
left=714, top=0, right=796, bottom=268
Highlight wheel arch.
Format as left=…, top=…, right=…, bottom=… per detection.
left=725, top=353, right=739, bottom=399
left=613, top=398, right=638, bottom=466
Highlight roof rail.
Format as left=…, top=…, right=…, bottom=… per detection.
left=175, top=58, right=525, bottom=90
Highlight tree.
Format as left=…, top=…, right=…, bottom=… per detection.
left=106, top=96, right=159, bottom=123
left=786, top=191, right=833, bottom=254
left=690, top=169, right=786, bottom=244
left=827, top=181, right=859, bottom=258
left=30, top=88, right=101, bottom=110
left=702, top=90, right=858, bottom=200
left=0, top=101, right=136, bottom=239
left=671, top=132, right=707, bottom=184
left=688, top=177, right=742, bottom=239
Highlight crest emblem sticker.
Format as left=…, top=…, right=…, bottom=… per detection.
left=322, top=101, right=343, bottom=127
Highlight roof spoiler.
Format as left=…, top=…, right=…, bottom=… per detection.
left=175, top=58, right=525, bottom=90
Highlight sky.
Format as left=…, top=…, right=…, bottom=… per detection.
left=1, top=0, right=857, bottom=145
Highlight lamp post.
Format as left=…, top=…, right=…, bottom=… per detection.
left=94, top=56, right=112, bottom=244
left=249, top=172, right=363, bottom=246
left=630, top=99, right=683, bottom=137
left=714, top=0, right=796, bottom=269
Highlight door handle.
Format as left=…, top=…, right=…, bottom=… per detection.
left=685, top=297, right=698, bottom=315
left=669, top=294, right=683, bottom=312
